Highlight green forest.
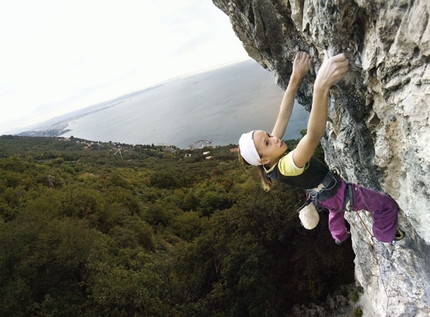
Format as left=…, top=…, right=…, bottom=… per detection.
left=0, top=135, right=356, bottom=317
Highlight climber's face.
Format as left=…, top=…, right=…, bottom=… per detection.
left=253, top=130, right=287, bottom=166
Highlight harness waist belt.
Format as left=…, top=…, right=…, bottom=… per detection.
left=308, top=170, right=341, bottom=202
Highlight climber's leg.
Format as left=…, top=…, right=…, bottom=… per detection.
left=318, top=180, right=349, bottom=243
left=351, top=184, right=398, bottom=243
left=328, top=210, right=349, bottom=243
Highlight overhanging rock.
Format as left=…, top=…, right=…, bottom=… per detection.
left=213, top=0, right=430, bottom=315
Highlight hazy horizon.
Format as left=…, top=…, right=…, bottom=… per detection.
left=12, top=60, right=310, bottom=149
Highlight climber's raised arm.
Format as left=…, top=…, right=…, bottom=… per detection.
left=292, top=52, right=349, bottom=168
left=271, top=52, right=312, bottom=139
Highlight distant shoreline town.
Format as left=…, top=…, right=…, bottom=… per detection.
left=15, top=101, right=126, bottom=138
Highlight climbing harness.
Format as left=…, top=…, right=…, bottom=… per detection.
left=343, top=181, right=354, bottom=212
left=306, top=169, right=342, bottom=207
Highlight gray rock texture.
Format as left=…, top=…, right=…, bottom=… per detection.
left=212, top=0, right=430, bottom=315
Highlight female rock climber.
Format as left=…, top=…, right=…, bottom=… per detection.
left=238, top=51, right=404, bottom=244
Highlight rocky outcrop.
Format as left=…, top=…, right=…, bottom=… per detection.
left=213, top=0, right=430, bottom=315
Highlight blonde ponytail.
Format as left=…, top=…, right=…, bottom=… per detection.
left=238, top=152, right=273, bottom=191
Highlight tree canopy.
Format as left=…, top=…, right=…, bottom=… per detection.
left=0, top=135, right=355, bottom=317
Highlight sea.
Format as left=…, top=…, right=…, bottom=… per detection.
left=59, top=59, right=309, bottom=149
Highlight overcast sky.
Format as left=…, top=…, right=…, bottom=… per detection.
left=0, top=0, right=250, bottom=134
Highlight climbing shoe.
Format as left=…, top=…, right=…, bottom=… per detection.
left=334, top=232, right=350, bottom=245
left=394, top=228, right=405, bottom=241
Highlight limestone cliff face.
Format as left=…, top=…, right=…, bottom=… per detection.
left=213, top=0, right=430, bottom=315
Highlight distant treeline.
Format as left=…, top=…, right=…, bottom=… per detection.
left=0, top=135, right=355, bottom=317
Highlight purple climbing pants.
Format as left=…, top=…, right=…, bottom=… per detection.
left=317, top=179, right=398, bottom=243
